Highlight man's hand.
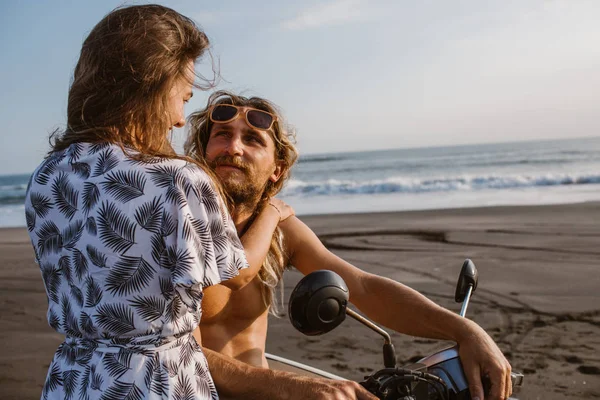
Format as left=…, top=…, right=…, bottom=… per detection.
left=269, top=198, right=295, bottom=222
left=458, top=322, right=512, bottom=400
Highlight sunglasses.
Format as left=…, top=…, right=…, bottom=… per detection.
left=209, top=104, right=277, bottom=131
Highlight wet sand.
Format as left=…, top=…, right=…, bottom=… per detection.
left=2, top=202, right=599, bottom=399
left=267, top=202, right=600, bottom=400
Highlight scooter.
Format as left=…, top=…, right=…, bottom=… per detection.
left=267, top=259, right=524, bottom=400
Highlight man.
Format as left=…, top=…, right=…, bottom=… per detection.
left=186, top=91, right=512, bottom=400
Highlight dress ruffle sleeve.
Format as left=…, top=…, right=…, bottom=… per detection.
left=172, top=167, right=249, bottom=310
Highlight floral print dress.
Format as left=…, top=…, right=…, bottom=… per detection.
left=25, top=142, right=248, bottom=400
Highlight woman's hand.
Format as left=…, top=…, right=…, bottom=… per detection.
left=269, top=198, right=295, bottom=222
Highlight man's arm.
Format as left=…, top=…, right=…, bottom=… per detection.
left=202, top=346, right=376, bottom=400
left=280, top=216, right=512, bottom=400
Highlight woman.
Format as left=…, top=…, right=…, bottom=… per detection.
left=24, top=5, right=287, bottom=399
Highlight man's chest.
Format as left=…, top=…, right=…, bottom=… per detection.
left=201, top=276, right=268, bottom=323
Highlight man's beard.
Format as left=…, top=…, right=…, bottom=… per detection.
left=209, top=155, right=266, bottom=207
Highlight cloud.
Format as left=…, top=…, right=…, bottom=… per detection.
left=281, top=0, right=375, bottom=31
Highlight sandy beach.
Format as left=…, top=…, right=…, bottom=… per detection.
left=2, top=202, right=599, bottom=399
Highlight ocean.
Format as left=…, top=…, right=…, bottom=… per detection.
left=2, top=136, right=599, bottom=227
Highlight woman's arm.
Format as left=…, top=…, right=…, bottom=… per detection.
left=220, top=199, right=293, bottom=290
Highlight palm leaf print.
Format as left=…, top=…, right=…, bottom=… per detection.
left=148, top=165, right=189, bottom=208
left=191, top=309, right=201, bottom=326
left=164, top=360, right=179, bottom=378
left=148, top=358, right=169, bottom=397
left=41, top=262, right=61, bottom=304
left=148, top=164, right=179, bottom=188
left=63, top=369, right=81, bottom=400
left=84, top=276, right=103, bottom=307
left=105, top=256, right=156, bottom=296
left=170, top=248, right=194, bottom=282
left=86, top=245, right=107, bottom=268
left=182, top=214, right=214, bottom=261
left=158, top=244, right=177, bottom=271
left=25, top=208, right=36, bottom=231
left=70, top=284, right=84, bottom=307
left=229, top=255, right=247, bottom=277
left=192, top=179, right=220, bottom=215
left=48, top=308, right=61, bottom=331
left=103, top=349, right=132, bottom=379
left=58, top=255, right=73, bottom=285
left=56, top=340, right=78, bottom=366
left=211, top=232, right=230, bottom=256
left=80, top=312, right=97, bottom=337
left=184, top=284, right=203, bottom=306
left=92, top=148, right=119, bottom=177
left=79, top=365, right=91, bottom=398
left=52, top=172, right=79, bottom=220
left=150, top=233, right=167, bottom=266
left=62, top=219, right=84, bottom=250
left=102, top=170, right=146, bottom=203
left=143, top=353, right=157, bottom=389
left=164, top=295, right=182, bottom=324
left=89, top=142, right=110, bottom=154
left=129, top=296, right=166, bottom=322
left=100, top=381, right=143, bottom=400
left=67, top=143, right=84, bottom=163
left=85, top=216, right=97, bottom=235
left=194, top=359, right=216, bottom=397
left=134, top=196, right=163, bottom=233
left=75, top=340, right=96, bottom=367
left=62, top=294, right=81, bottom=338
left=82, top=182, right=100, bottom=215
left=173, top=374, right=195, bottom=400
left=126, top=156, right=168, bottom=166
left=180, top=317, right=196, bottom=337
left=161, top=209, right=177, bottom=237
left=90, top=365, right=103, bottom=391
left=166, top=185, right=187, bottom=209
left=72, top=248, right=89, bottom=281
left=30, top=192, right=54, bottom=217
left=97, top=201, right=136, bottom=254
left=45, top=362, right=64, bottom=393
left=95, top=303, right=136, bottom=335
left=159, top=276, right=174, bottom=299
left=35, top=150, right=66, bottom=185
left=179, top=335, right=197, bottom=368
left=37, top=220, right=62, bottom=256
left=71, top=162, right=91, bottom=179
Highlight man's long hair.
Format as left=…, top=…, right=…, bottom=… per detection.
left=50, top=4, right=215, bottom=165
left=185, top=91, right=299, bottom=315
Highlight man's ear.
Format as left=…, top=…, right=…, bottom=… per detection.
left=269, top=163, right=283, bottom=183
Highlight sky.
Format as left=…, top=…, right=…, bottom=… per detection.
left=1, top=0, right=599, bottom=175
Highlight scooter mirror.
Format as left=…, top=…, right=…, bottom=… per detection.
left=288, top=270, right=349, bottom=336
left=455, top=259, right=478, bottom=302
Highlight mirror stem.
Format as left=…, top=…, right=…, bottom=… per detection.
left=346, top=308, right=397, bottom=367
left=459, top=284, right=473, bottom=317
left=346, top=308, right=392, bottom=344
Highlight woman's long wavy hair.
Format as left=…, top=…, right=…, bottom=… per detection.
left=185, top=91, right=299, bottom=315
left=50, top=4, right=216, bottom=168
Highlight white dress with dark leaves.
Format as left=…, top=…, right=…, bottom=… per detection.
left=25, top=142, right=248, bottom=400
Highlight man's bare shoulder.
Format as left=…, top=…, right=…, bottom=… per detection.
left=279, top=216, right=318, bottom=243
left=279, top=216, right=330, bottom=265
